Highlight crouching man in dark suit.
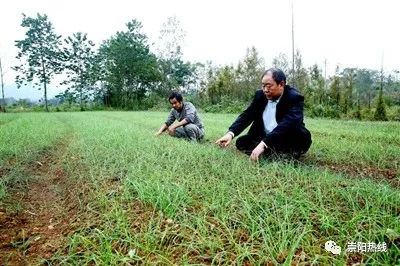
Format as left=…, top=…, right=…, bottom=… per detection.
left=215, top=68, right=312, bottom=161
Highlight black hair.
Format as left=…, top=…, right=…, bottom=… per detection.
left=262, top=68, right=286, bottom=85
left=168, top=91, right=183, bottom=102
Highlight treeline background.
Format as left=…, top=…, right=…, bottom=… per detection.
left=1, top=13, right=399, bottom=121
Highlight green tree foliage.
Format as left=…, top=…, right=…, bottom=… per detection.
left=329, top=66, right=341, bottom=107
left=10, top=14, right=399, bottom=118
left=158, top=58, right=195, bottom=93
left=392, top=71, right=400, bottom=105
left=354, top=69, right=377, bottom=109
left=374, top=87, right=387, bottom=121
left=192, top=61, right=217, bottom=103
left=374, top=69, right=388, bottom=121
left=207, top=66, right=235, bottom=104
left=235, top=47, right=265, bottom=101
left=13, top=13, right=63, bottom=112
left=62, top=32, right=98, bottom=110
left=341, top=68, right=356, bottom=114
left=99, top=20, right=161, bottom=109
left=205, top=47, right=264, bottom=105
left=384, top=71, right=400, bottom=106
left=200, top=48, right=400, bottom=120
left=354, top=98, right=362, bottom=120
left=183, top=62, right=209, bottom=95
left=272, top=53, right=290, bottom=77
left=55, top=90, right=76, bottom=108
left=308, top=64, right=325, bottom=106
left=292, top=50, right=309, bottom=93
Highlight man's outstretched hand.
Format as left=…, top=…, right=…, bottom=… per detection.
left=167, top=126, right=176, bottom=136
left=155, top=124, right=168, bottom=137
left=155, top=126, right=176, bottom=137
left=215, top=133, right=233, bottom=148
left=250, top=142, right=266, bottom=161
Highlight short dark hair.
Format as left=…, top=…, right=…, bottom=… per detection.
left=168, top=91, right=183, bottom=102
left=262, top=68, right=286, bottom=85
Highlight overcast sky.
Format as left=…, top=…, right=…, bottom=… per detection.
left=1, top=0, right=399, bottom=100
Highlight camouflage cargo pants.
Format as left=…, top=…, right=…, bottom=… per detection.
left=173, top=124, right=205, bottom=141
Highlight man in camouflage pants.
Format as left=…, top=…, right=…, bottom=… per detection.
left=155, top=92, right=205, bottom=141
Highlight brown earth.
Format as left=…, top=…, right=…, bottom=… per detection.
left=325, top=164, right=398, bottom=187
left=317, top=162, right=399, bottom=188
left=0, top=138, right=88, bottom=265
left=301, top=155, right=399, bottom=188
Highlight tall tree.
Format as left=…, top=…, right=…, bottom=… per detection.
left=155, top=16, right=185, bottom=61
left=392, top=70, right=400, bottom=105
left=341, top=68, right=356, bottom=114
left=374, top=87, right=387, bottom=121
left=99, top=20, right=160, bottom=109
left=55, top=90, right=76, bottom=108
left=235, top=47, right=265, bottom=101
left=13, top=13, right=63, bottom=111
left=207, top=66, right=235, bottom=104
left=200, top=61, right=218, bottom=103
left=374, top=67, right=387, bottom=120
left=329, top=66, right=341, bottom=107
left=354, top=69, right=377, bottom=109
left=272, top=53, right=290, bottom=77
left=292, top=50, right=308, bottom=92
left=62, top=32, right=97, bottom=110
left=308, top=64, right=325, bottom=106
left=383, top=71, right=400, bottom=106
left=155, top=16, right=194, bottom=94
left=0, top=57, right=5, bottom=112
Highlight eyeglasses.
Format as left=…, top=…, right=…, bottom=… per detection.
left=261, top=83, right=273, bottom=89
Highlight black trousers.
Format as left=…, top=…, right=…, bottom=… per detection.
left=235, top=129, right=312, bottom=158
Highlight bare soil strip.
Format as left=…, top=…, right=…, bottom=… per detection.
left=0, top=137, right=85, bottom=265
left=302, top=156, right=399, bottom=188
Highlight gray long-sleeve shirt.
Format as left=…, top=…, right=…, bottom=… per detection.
left=165, top=102, right=204, bottom=129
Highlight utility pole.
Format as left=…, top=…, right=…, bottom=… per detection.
left=324, top=59, right=327, bottom=91
left=380, top=51, right=384, bottom=93
left=291, top=0, right=295, bottom=83
left=0, top=56, right=5, bottom=112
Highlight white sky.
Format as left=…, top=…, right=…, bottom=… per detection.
left=1, top=0, right=400, bottom=99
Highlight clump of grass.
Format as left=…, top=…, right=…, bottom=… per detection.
left=0, top=113, right=69, bottom=200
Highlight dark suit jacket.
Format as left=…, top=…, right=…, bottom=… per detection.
left=228, top=85, right=311, bottom=151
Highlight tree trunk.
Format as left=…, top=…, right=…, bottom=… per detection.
left=41, top=58, right=49, bottom=112
left=0, top=57, right=6, bottom=112
left=368, top=92, right=371, bottom=109
left=80, top=90, right=83, bottom=111
left=44, top=81, right=48, bottom=111
left=79, top=68, right=84, bottom=111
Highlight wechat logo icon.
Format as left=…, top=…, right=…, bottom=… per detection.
left=325, top=240, right=341, bottom=255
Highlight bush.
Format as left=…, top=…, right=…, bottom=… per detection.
left=387, top=106, right=400, bottom=121
left=373, top=90, right=388, bottom=121
left=203, top=97, right=247, bottom=113
left=348, top=109, right=361, bottom=120
left=360, top=108, right=374, bottom=121
left=308, top=104, right=325, bottom=118
left=324, top=105, right=341, bottom=119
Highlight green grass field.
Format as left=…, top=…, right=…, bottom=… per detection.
left=0, top=112, right=399, bottom=265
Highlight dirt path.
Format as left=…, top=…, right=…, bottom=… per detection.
left=300, top=155, right=399, bottom=188
left=0, top=137, right=84, bottom=265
